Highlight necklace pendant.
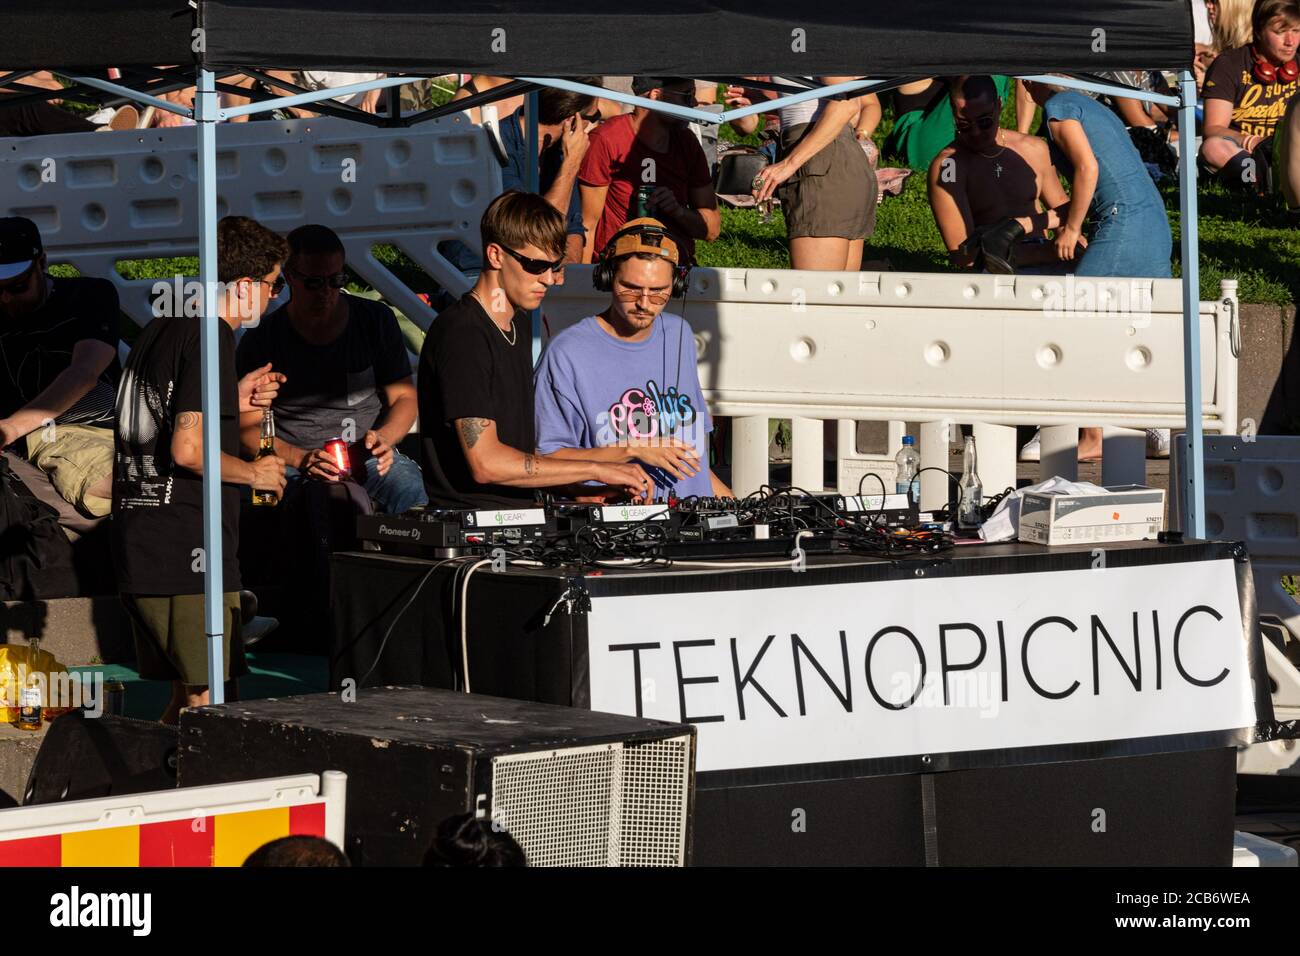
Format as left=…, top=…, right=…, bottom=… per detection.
left=995, top=163, right=1003, bottom=179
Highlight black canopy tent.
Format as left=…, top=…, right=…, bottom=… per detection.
left=0, top=0, right=1209, bottom=700
left=2, top=0, right=1192, bottom=74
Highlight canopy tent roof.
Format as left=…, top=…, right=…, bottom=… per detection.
left=1, top=0, right=1194, bottom=75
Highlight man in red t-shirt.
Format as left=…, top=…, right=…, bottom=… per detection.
left=579, top=76, right=720, bottom=264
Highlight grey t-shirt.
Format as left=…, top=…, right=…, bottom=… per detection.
left=235, top=294, right=411, bottom=452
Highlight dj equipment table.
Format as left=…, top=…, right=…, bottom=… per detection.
left=330, top=539, right=1270, bottom=865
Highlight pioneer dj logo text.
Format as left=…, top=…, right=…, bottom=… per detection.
left=50, top=887, right=151, bottom=936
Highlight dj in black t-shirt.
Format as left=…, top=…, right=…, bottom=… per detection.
left=113, top=316, right=242, bottom=595
left=417, top=292, right=537, bottom=509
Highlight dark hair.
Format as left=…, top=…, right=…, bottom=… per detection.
left=422, top=813, right=527, bottom=867
left=243, top=835, right=350, bottom=867
left=1253, top=0, right=1300, bottom=40
left=948, top=75, right=1000, bottom=106
left=632, top=76, right=691, bottom=96
left=537, top=78, right=601, bottom=125
left=217, top=216, right=288, bottom=284
left=286, top=223, right=346, bottom=262
left=480, top=190, right=566, bottom=260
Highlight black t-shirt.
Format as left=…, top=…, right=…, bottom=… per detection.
left=1204, top=45, right=1300, bottom=138
left=0, top=276, right=121, bottom=426
left=417, top=293, right=537, bottom=509
left=112, top=316, right=241, bottom=595
left=236, top=294, right=412, bottom=452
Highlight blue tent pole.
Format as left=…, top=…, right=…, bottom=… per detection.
left=196, top=67, right=226, bottom=703
left=1176, top=69, right=1206, bottom=539
left=525, top=90, right=542, bottom=363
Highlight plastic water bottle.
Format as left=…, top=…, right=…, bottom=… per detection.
left=894, top=435, right=920, bottom=502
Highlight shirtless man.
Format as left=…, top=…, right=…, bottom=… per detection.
left=927, top=75, right=1076, bottom=272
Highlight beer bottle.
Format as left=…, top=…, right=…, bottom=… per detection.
left=16, top=638, right=42, bottom=731
left=957, top=436, right=983, bottom=530
left=252, top=407, right=279, bottom=507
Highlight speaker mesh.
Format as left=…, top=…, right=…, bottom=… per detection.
left=491, top=735, right=691, bottom=867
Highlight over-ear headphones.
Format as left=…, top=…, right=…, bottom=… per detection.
left=592, top=217, right=690, bottom=298
left=1251, top=46, right=1300, bottom=84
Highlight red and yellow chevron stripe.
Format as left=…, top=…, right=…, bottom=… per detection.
left=0, top=801, right=325, bottom=867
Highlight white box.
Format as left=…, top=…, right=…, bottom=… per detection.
left=1018, top=485, right=1165, bottom=546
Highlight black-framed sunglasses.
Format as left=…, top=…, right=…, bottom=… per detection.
left=0, top=264, right=39, bottom=299
left=500, top=245, right=565, bottom=276
left=956, top=115, right=999, bottom=133
left=258, top=275, right=287, bottom=296
left=286, top=267, right=348, bottom=291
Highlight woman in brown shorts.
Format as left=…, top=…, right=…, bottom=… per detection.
left=752, top=76, right=879, bottom=270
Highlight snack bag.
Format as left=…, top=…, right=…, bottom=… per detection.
left=0, top=644, right=72, bottom=724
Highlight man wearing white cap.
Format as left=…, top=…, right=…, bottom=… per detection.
left=0, top=217, right=120, bottom=517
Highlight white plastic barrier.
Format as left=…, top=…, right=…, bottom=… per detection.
left=1233, top=830, right=1298, bottom=866
left=541, top=269, right=1239, bottom=503
left=1171, top=435, right=1300, bottom=776
left=1, top=117, right=500, bottom=331
left=0, top=771, right=346, bottom=866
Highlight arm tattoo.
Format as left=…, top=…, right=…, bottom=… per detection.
left=177, top=411, right=201, bottom=430
left=523, top=453, right=537, bottom=477
left=458, top=418, right=492, bottom=449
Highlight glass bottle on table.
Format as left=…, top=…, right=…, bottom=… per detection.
left=957, top=435, right=983, bottom=530
left=252, top=407, right=279, bottom=507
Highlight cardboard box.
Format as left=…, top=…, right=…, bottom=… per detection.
left=1018, top=485, right=1165, bottom=546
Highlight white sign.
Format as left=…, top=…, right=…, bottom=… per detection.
left=585, top=559, right=1256, bottom=772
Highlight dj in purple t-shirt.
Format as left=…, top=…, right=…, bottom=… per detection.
left=534, top=311, right=714, bottom=501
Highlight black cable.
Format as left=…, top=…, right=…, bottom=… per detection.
left=355, top=556, right=453, bottom=688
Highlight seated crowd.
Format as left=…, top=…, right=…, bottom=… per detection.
left=1, top=0, right=1297, bottom=720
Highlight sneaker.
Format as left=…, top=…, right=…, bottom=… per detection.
left=95, top=105, right=140, bottom=132
left=1018, top=429, right=1041, bottom=462
left=1145, top=428, right=1170, bottom=458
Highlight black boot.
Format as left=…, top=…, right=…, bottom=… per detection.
left=980, top=218, right=1025, bottom=274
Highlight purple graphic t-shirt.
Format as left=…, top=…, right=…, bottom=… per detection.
left=534, top=313, right=713, bottom=500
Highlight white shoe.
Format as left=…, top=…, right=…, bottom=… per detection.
left=1145, top=428, right=1170, bottom=458
left=1018, top=429, right=1041, bottom=462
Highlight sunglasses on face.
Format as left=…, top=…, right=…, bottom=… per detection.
left=956, top=115, right=998, bottom=134
left=614, top=283, right=672, bottom=305
left=500, top=245, right=565, bottom=276
left=287, top=267, right=347, bottom=291
left=0, top=265, right=38, bottom=299
left=258, top=275, right=287, bottom=296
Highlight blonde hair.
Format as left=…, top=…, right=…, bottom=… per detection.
left=1214, top=0, right=1255, bottom=52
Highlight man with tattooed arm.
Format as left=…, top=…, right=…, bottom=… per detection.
left=417, top=191, right=650, bottom=509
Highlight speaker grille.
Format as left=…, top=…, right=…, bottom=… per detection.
left=491, top=734, right=691, bottom=867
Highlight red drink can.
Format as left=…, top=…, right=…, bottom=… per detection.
left=324, top=438, right=351, bottom=478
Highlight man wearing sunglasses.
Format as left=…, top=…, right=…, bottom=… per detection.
left=418, top=191, right=651, bottom=509
left=114, top=216, right=288, bottom=723
left=236, top=224, right=426, bottom=514
left=579, top=76, right=720, bottom=265
left=927, top=76, right=1077, bottom=273
left=0, top=217, right=122, bottom=518
left=534, top=218, right=732, bottom=502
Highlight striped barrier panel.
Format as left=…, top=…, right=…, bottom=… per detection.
left=0, top=770, right=345, bottom=867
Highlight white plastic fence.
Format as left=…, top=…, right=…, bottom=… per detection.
left=542, top=270, right=1240, bottom=506
left=4, top=122, right=1238, bottom=508
left=1, top=117, right=494, bottom=329
left=1170, top=436, right=1300, bottom=776
left=0, top=771, right=346, bottom=866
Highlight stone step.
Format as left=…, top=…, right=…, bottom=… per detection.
left=0, top=721, right=48, bottom=807
left=1, top=596, right=133, bottom=668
